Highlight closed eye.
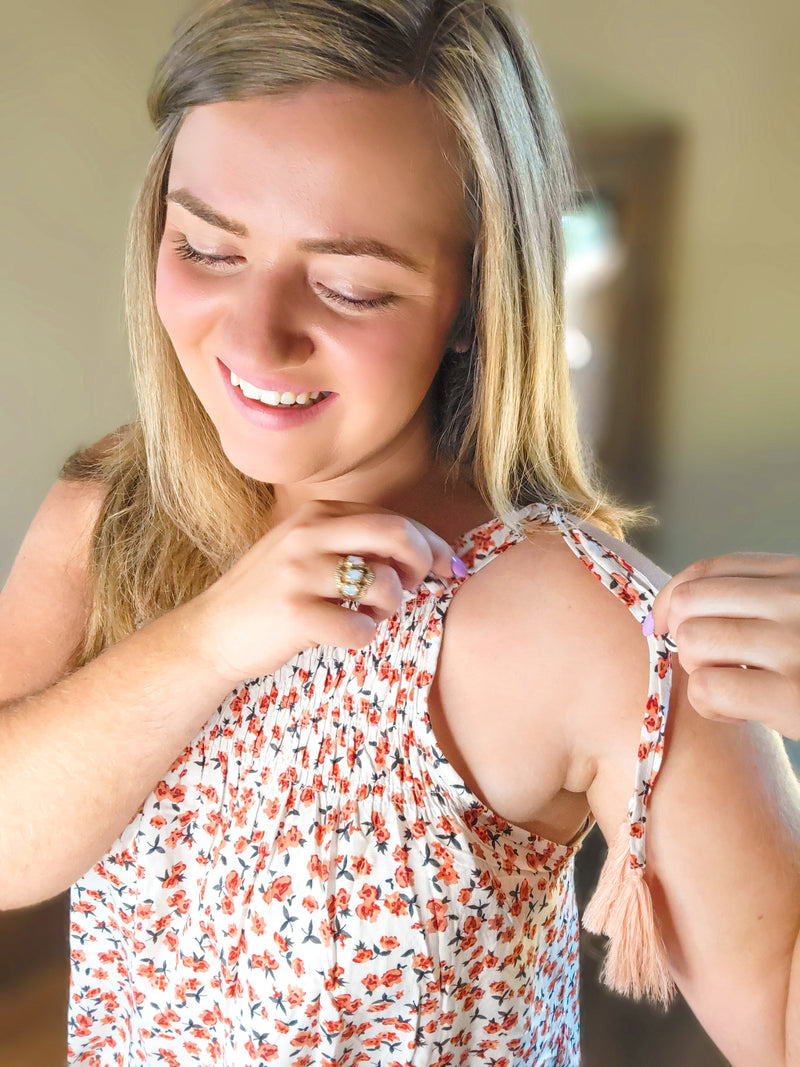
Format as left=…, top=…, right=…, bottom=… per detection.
left=312, top=283, right=396, bottom=311
left=171, top=236, right=241, bottom=270
left=170, top=237, right=396, bottom=311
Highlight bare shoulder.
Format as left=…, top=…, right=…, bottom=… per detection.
left=431, top=515, right=658, bottom=840
left=0, top=475, right=109, bottom=704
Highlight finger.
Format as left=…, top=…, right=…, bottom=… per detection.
left=653, top=574, right=800, bottom=637
left=406, top=519, right=460, bottom=580
left=324, top=558, right=404, bottom=619
left=686, top=664, right=799, bottom=739
left=302, top=598, right=378, bottom=651
left=652, top=553, right=800, bottom=635
left=317, top=513, right=451, bottom=589
left=673, top=616, right=791, bottom=674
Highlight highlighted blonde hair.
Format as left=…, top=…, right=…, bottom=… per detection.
left=65, top=0, right=644, bottom=665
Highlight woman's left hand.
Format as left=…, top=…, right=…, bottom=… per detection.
left=650, top=552, right=800, bottom=739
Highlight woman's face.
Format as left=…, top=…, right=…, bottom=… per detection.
left=155, top=83, right=472, bottom=497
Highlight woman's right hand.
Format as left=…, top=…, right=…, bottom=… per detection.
left=189, top=499, right=458, bottom=685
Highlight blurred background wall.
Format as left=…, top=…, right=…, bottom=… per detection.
left=1, top=0, right=797, bottom=578
left=521, top=0, right=799, bottom=569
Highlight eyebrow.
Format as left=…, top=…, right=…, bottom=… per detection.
left=164, top=188, right=425, bottom=273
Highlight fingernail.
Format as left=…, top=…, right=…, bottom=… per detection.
left=642, top=610, right=655, bottom=637
left=451, top=555, right=468, bottom=579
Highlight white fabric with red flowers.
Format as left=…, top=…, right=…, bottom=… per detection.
left=68, top=503, right=671, bottom=1066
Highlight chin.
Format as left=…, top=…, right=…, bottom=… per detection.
left=216, top=436, right=311, bottom=486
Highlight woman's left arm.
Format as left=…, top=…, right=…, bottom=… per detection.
left=586, top=551, right=800, bottom=1066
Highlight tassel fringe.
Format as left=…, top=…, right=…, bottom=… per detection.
left=583, top=822, right=677, bottom=1007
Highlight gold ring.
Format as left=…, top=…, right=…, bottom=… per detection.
left=335, top=555, right=375, bottom=605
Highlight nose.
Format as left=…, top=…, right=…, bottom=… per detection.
left=221, top=268, right=314, bottom=375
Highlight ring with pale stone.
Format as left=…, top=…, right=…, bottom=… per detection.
left=335, top=555, right=375, bottom=606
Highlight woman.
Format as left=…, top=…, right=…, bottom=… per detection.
left=0, top=0, right=798, bottom=1063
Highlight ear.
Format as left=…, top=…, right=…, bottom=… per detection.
left=445, top=300, right=474, bottom=353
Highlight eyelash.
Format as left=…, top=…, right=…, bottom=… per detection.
left=170, top=237, right=396, bottom=310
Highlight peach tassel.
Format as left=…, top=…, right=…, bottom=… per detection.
left=583, top=822, right=676, bottom=1007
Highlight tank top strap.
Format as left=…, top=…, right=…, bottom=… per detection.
left=534, top=504, right=675, bottom=873
left=448, top=501, right=550, bottom=578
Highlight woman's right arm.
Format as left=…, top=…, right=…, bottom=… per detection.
left=0, top=481, right=455, bottom=910
left=0, top=479, right=242, bottom=908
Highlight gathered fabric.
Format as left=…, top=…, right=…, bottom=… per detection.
left=69, top=503, right=673, bottom=1066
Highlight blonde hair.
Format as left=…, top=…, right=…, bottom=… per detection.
left=65, top=0, right=646, bottom=666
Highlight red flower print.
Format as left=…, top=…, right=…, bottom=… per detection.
left=265, top=875, right=293, bottom=903
left=644, top=707, right=663, bottom=734
left=371, top=813, right=390, bottom=843
left=153, top=1007, right=180, bottom=1028
left=254, top=1043, right=279, bottom=1061
left=351, top=855, right=372, bottom=876
left=379, top=935, right=400, bottom=951
left=361, top=973, right=381, bottom=992
left=327, top=887, right=350, bottom=916
left=425, top=899, right=448, bottom=933
left=356, top=884, right=380, bottom=922
left=436, top=862, right=459, bottom=886
left=180, top=954, right=209, bottom=973
left=166, top=889, right=190, bottom=915
left=353, top=948, right=373, bottom=963
left=324, top=964, right=345, bottom=991
left=287, top=985, right=305, bottom=1007
left=378, top=891, right=405, bottom=918
left=332, top=993, right=362, bottom=1014
left=155, top=781, right=187, bottom=804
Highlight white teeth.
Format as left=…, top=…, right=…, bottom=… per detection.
left=230, top=369, right=326, bottom=407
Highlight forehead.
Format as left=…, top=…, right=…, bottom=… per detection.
left=169, top=84, right=471, bottom=257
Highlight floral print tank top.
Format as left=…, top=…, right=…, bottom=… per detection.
left=68, top=503, right=673, bottom=1066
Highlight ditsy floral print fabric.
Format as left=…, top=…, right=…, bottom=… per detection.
left=69, top=503, right=672, bottom=1066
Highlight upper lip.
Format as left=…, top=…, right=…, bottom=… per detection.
left=220, top=359, right=331, bottom=395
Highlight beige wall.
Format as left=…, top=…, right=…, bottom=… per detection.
left=2, top=0, right=798, bottom=583
left=520, top=0, right=800, bottom=569
left=1, top=1, right=188, bottom=581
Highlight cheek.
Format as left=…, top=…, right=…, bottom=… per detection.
left=154, top=244, right=217, bottom=354
left=348, top=311, right=446, bottom=402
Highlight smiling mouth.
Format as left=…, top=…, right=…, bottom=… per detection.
left=230, top=370, right=331, bottom=409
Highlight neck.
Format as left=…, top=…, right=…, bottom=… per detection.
left=268, top=433, right=490, bottom=544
